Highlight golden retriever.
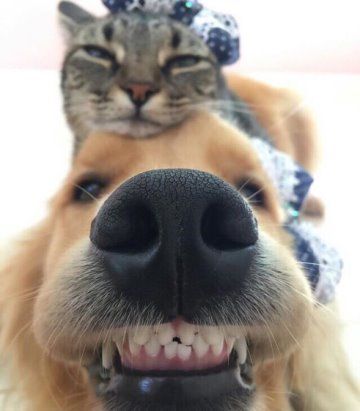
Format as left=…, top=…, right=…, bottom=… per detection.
left=1, top=76, right=359, bottom=410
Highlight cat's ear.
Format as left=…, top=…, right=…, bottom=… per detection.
left=58, top=1, right=95, bottom=40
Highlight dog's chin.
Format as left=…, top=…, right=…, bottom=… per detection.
left=83, top=320, right=255, bottom=410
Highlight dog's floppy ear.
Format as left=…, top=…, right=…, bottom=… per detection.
left=0, top=222, right=47, bottom=403
left=0, top=222, right=87, bottom=410
left=58, top=1, right=95, bottom=42
left=0, top=222, right=52, bottom=400
left=0, top=220, right=89, bottom=409
left=226, top=74, right=319, bottom=173
left=0, top=221, right=51, bottom=329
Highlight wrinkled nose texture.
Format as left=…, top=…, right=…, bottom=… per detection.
left=90, top=169, right=258, bottom=321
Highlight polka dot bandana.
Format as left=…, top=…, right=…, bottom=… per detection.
left=252, top=138, right=343, bottom=305
left=102, top=0, right=240, bottom=65
left=287, top=221, right=343, bottom=305
left=251, top=138, right=314, bottom=219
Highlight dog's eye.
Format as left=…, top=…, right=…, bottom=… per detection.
left=237, top=181, right=266, bottom=208
left=83, top=45, right=115, bottom=61
left=166, top=55, right=201, bottom=69
left=73, top=179, right=106, bottom=203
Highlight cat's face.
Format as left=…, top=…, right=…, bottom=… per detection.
left=60, top=3, right=222, bottom=142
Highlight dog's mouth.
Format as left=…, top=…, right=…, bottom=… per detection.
left=88, top=319, right=254, bottom=407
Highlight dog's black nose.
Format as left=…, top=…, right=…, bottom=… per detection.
left=90, top=169, right=258, bottom=321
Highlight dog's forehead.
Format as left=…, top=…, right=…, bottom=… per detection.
left=74, top=114, right=266, bottom=181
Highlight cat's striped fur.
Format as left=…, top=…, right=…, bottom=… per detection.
left=59, top=1, right=266, bottom=151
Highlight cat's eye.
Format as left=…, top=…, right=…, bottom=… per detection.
left=237, top=181, right=266, bottom=208
left=73, top=178, right=107, bottom=203
left=166, top=55, right=201, bottom=70
left=83, top=45, right=115, bottom=61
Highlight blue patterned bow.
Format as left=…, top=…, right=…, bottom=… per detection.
left=102, top=0, right=240, bottom=65
left=252, top=138, right=343, bottom=305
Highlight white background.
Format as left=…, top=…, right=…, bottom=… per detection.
left=0, top=0, right=359, bottom=73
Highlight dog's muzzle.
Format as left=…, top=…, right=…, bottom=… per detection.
left=88, top=169, right=257, bottom=409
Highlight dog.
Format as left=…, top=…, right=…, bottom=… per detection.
left=1, top=76, right=359, bottom=410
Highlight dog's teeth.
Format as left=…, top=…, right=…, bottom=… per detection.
left=193, top=334, right=209, bottom=358
left=132, top=326, right=152, bottom=346
left=177, top=344, right=192, bottom=361
left=123, top=323, right=245, bottom=367
left=225, top=337, right=236, bottom=355
left=235, top=336, right=247, bottom=364
left=178, top=322, right=195, bottom=345
left=164, top=341, right=178, bottom=359
left=201, top=326, right=223, bottom=346
left=157, top=324, right=176, bottom=345
left=102, top=342, right=115, bottom=370
left=115, top=341, right=125, bottom=357
left=129, top=339, right=141, bottom=356
left=145, top=336, right=161, bottom=357
left=211, top=339, right=224, bottom=356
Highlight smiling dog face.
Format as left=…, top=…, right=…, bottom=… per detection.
left=6, top=111, right=310, bottom=411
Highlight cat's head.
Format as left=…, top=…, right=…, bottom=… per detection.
left=59, top=1, right=224, bottom=142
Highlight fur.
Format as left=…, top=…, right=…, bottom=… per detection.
left=1, top=76, right=359, bottom=410
left=59, top=2, right=265, bottom=150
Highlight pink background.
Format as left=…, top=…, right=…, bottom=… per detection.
left=0, top=0, right=359, bottom=73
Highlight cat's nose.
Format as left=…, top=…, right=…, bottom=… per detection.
left=122, top=83, right=158, bottom=107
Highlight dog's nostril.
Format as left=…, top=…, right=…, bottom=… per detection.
left=91, top=205, right=158, bottom=253
left=201, top=203, right=258, bottom=250
left=117, top=206, right=158, bottom=252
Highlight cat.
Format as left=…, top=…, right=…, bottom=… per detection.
left=59, top=1, right=267, bottom=150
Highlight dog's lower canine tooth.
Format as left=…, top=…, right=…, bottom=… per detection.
left=226, top=337, right=236, bottom=355
left=145, top=336, right=161, bottom=357
left=236, top=336, right=247, bottom=364
left=102, top=342, right=115, bottom=370
left=132, top=326, right=151, bottom=346
left=157, top=323, right=176, bottom=345
left=177, top=344, right=192, bottom=361
left=193, top=334, right=209, bottom=358
left=115, top=342, right=125, bottom=357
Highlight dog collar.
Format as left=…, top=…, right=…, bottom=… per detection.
left=102, top=0, right=240, bottom=65
left=252, top=138, right=343, bottom=305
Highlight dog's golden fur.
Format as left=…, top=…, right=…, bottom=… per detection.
left=1, top=76, right=359, bottom=410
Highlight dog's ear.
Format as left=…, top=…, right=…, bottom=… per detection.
left=226, top=74, right=320, bottom=173
left=58, top=1, right=95, bottom=42
left=0, top=221, right=52, bottom=367
left=0, top=220, right=88, bottom=409
left=0, top=222, right=49, bottom=403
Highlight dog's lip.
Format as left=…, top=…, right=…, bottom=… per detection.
left=89, top=350, right=255, bottom=406
left=86, top=320, right=254, bottom=405
left=104, top=365, right=253, bottom=405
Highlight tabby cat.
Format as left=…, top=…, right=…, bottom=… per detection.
left=59, top=1, right=266, bottom=149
